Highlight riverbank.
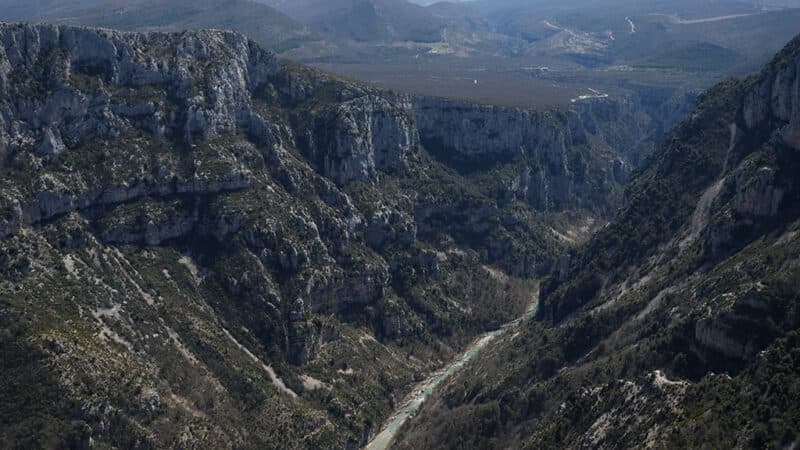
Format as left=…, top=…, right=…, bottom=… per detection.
left=364, top=285, right=540, bottom=450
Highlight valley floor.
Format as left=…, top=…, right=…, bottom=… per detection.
left=366, top=285, right=540, bottom=450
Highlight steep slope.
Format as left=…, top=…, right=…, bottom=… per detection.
left=396, top=34, right=800, bottom=449
left=0, top=23, right=640, bottom=448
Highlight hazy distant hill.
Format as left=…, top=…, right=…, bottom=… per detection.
left=262, top=0, right=445, bottom=42
left=406, top=0, right=474, bottom=5
left=0, top=0, right=314, bottom=52
left=2, top=0, right=799, bottom=109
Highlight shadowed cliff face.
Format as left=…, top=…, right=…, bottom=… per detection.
left=0, top=23, right=646, bottom=448
left=394, top=34, right=800, bottom=450
left=412, top=93, right=686, bottom=214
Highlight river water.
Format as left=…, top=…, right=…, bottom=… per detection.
left=364, top=294, right=540, bottom=450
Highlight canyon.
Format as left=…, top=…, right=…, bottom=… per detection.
left=1, top=17, right=799, bottom=450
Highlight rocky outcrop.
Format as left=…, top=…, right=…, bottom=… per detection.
left=413, top=89, right=691, bottom=176
left=378, top=299, right=419, bottom=339
left=0, top=23, right=281, bottom=241
left=731, top=166, right=784, bottom=217
left=506, top=165, right=567, bottom=210
left=691, top=289, right=784, bottom=366
left=0, top=23, right=301, bottom=257
left=364, top=207, right=416, bottom=250
left=37, top=127, right=66, bottom=156
left=305, top=265, right=390, bottom=315
left=0, top=23, right=279, bottom=154
left=287, top=298, right=340, bottom=366
left=0, top=173, right=251, bottom=240
left=699, top=42, right=800, bottom=258
left=96, top=200, right=246, bottom=246
left=707, top=155, right=785, bottom=258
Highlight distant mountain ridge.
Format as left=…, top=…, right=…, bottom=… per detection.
left=262, top=0, right=445, bottom=42
left=0, top=0, right=314, bottom=52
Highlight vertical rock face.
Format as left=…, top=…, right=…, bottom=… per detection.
left=702, top=39, right=800, bottom=258
left=743, top=40, right=800, bottom=150
left=37, top=127, right=66, bottom=156
left=413, top=88, right=690, bottom=177
left=508, top=166, right=551, bottom=210
left=413, top=97, right=569, bottom=166
left=692, top=290, right=774, bottom=363
left=414, top=97, right=580, bottom=211
left=731, top=166, right=784, bottom=217
left=286, top=297, right=339, bottom=366
left=303, top=93, right=419, bottom=185
left=412, top=95, right=662, bottom=213
left=364, top=206, right=417, bottom=250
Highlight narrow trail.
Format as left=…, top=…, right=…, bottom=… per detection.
left=625, top=16, right=636, bottom=34
left=571, top=88, right=609, bottom=104
left=673, top=13, right=755, bottom=24
left=364, top=291, right=540, bottom=450
left=648, top=12, right=756, bottom=24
